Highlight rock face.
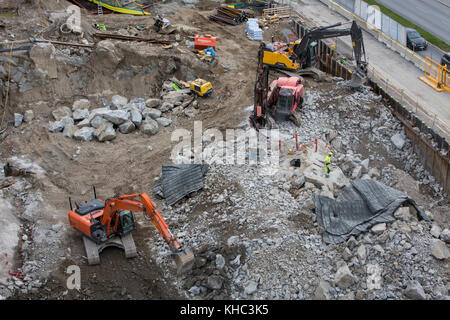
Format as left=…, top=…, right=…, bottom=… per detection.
left=431, top=239, right=450, bottom=260
left=430, top=225, right=441, bottom=238
left=334, top=262, right=355, bottom=289
left=140, top=118, right=159, bottom=135
left=404, top=280, right=426, bottom=300
left=90, top=115, right=109, bottom=129
left=440, top=229, right=450, bottom=244
left=95, top=123, right=116, bottom=142
left=48, top=120, right=65, bottom=132
left=95, top=40, right=124, bottom=71
left=73, top=127, right=95, bottom=142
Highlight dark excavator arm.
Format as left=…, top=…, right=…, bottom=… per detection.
left=292, top=21, right=367, bottom=71
left=100, top=192, right=194, bottom=274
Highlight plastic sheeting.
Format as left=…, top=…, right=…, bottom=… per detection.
left=152, top=164, right=208, bottom=206
left=314, top=179, right=429, bottom=244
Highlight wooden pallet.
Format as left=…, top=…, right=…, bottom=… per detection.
left=263, top=6, right=290, bottom=19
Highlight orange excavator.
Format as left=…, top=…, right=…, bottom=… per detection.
left=68, top=189, right=194, bottom=274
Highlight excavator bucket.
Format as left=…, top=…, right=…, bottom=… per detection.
left=174, top=248, right=195, bottom=274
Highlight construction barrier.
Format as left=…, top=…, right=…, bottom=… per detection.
left=420, top=57, right=450, bottom=92
left=263, top=6, right=290, bottom=19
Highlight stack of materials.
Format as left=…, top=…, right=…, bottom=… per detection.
left=246, top=18, right=263, bottom=41
left=209, top=5, right=248, bottom=25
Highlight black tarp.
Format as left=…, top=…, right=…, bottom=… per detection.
left=314, top=179, right=429, bottom=244
left=153, top=164, right=208, bottom=206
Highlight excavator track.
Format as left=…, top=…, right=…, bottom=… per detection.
left=83, top=233, right=137, bottom=265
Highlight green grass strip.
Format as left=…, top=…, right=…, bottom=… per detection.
left=364, top=0, right=450, bottom=51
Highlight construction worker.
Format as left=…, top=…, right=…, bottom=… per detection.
left=325, top=151, right=332, bottom=176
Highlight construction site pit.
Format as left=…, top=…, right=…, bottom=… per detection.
left=0, top=0, right=448, bottom=301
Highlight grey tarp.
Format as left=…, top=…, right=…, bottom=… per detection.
left=152, top=164, right=208, bottom=206
left=314, top=179, right=429, bottom=244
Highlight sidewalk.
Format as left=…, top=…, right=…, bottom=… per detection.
left=290, top=0, right=450, bottom=141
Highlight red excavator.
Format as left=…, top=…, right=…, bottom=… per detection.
left=250, top=42, right=304, bottom=130
left=68, top=189, right=194, bottom=274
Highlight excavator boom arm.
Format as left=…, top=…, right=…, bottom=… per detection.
left=293, top=21, right=366, bottom=69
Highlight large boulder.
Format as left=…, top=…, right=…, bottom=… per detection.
left=52, top=106, right=72, bottom=121
left=404, top=280, right=426, bottom=300
left=391, top=133, right=405, bottom=150
left=431, top=239, right=449, bottom=260
left=111, top=95, right=128, bottom=109
left=142, top=108, right=162, bottom=120
left=73, top=108, right=89, bottom=121
left=95, top=123, right=116, bottom=142
left=156, top=117, right=172, bottom=127
left=145, top=98, right=161, bottom=109
left=30, top=42, right=57, bottom=79
left=334, top=262, right=356, bottom=289
left=140, top=118, right=159, bottom=135
left=72, top=99, right=90, bottom=111
left=119, top=120, right=135, bottom=134
left=129, top=108, right=142, bottom=127
left=73, top=127, right=96, bottom=142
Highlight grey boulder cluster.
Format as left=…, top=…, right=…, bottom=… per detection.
left=46, top=89, right=190, bottom=142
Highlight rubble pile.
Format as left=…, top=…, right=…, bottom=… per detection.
left=25, top=78, right=198, bottom=142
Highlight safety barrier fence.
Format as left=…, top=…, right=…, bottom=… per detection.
left=420, top=57, right=450, bottom=92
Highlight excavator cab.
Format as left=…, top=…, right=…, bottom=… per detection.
left=117, top=211, right=136, bottom=235
left=275, top=89, right=294, bottom=120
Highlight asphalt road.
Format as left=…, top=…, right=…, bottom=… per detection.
left=375, top=0, right=450, bottom=45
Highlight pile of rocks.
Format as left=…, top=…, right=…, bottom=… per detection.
left=46, top=79, right=197, bottom=142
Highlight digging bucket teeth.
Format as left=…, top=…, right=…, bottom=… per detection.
left=174, top=248, right=195, bottom=275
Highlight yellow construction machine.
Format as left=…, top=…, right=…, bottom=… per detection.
left=190, top=79, right=213, bottom=97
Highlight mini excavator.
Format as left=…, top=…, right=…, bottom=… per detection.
left=68, top=189, right=194, bottom=274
